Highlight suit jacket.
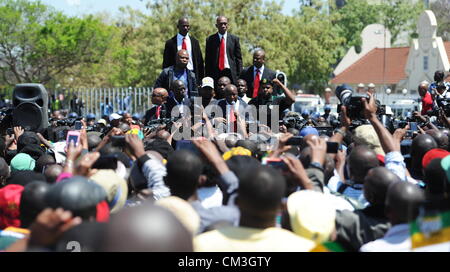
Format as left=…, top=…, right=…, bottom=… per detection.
left=154, top=66, right=198, bottom=97
left=205, top=32, right=242, bottom=85
left=217, top=98, right=254, bottom=122
left=162, top=34, right=204, bottom=82
left=143, top=104, right=169, bottom=125
left=240, top=65, right=276, bottom=98
left=165, top=96, right=190, bottom=119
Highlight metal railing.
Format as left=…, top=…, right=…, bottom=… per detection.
left=0, top=87, right=154, bottom=118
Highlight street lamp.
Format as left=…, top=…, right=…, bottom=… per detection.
left=402, top=89, right=408, bottom=95
left=385, top=88, right=392, bottom=95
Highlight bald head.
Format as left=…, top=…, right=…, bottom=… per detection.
left=44, top=164, right=63, bottom=184
left=386, top=181, right=425, bottom=224
left=253, top=49, right=266, bottom=68
left=425, top=130, right=448, bottom=150
left=177, top=18, right=190, bottom=36
left=225, top=84, right=238, bottom=103
left=175, top=49, right=189, bottom=69
left=101, top=203, right=193, bottom=252
left=217, top=76, right=231, bottom=99
left=172, top=80, right=186, bottom=101
left=364, top=167, right=401, bottom=206
left=348, top=145, right=379, bottom=183
left=156, top=130, right=171, bottom=142
left=418, top=82, right=429, bottom=97
left=411, top=134, right=438, bottom=169
left=216, top=16, right=228, bottom=34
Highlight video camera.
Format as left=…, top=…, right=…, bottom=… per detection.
left=50, top=117, right=82, bottom=127
left=336, top=84, right=369, bottom=120
left=281, top=114, right=306, bottom=130
left=145, top=116, right=181, bottom=132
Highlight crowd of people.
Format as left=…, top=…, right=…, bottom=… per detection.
left=1, top=16, right=450, bottom=253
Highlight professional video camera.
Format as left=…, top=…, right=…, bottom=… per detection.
left=145, top=116, right=181, bottom=132
left=433, top=83, right=450, bottom=116
left=281, top=113, right=306, bottom=131
left=336, top=84, right=369, bottom=120
left=335, top=84, right=394, bottom=131
left=50, top=117, right=83, bottom=127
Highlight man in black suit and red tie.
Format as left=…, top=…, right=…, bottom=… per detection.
left=205, top=16, right=242, bottom=87
left=239, top=49, right=276, bottom=99
left=142, top=88, right=169, bottom=125
left=162, top=18, right=204, bottom=83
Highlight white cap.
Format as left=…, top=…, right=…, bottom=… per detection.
left=109, top=113, right=122, bottom=121
left=358, top=83, right=365, bottom=88
left=201, top=77, right=214, bottom=88
left=368, top=83, right=375, bottom=88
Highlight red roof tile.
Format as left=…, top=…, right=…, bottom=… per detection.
left=445, top=41, right=450, bottom=63
left=331, top=47, right=410, bottom=85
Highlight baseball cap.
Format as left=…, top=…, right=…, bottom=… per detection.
left=422, top=149, right=450, bottom=169
left=10, top=153, right=36, bottom=172
left=97, top=119, right=107, bottom=126
left=222, top=147, right=252, bottom=161
left=109, top=113, right=121, bottom=121
left=260, top=78, right=273, bottom=86
left=368, top=83, right=375, bottom=88
left=201, top=77, right=214, bottom=89
left=353, top=125, right=385, bottom=155
left=299, top=126, right=319, bottom=137
left=0, top=184, right=24, bottom=229
left=89, top=170, right=128, bottom=214
left=358, top=83, right=365, bottom=88
left=287, top=190, right=336, bottom=243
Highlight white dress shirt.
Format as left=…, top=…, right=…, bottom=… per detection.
left=360, top=224, right=411, bottom=252
left=218, top=32, right=230, bottom=69
left=177, top=33, right=193, bottom=71
left=226, top=99, right=240, bottom=133
left=254, top=65, right=265, bottom=80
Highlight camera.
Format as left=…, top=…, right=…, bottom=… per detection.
left=145, top=116, right=181, bottom=133
left=274, top=70, right=287, bottom=95
left=336, top=85, right=369, bottom=120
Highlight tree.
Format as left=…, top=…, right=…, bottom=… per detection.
left=0, top=0, right=113, bottom=85
left=431, top=0, right=450, bottom=41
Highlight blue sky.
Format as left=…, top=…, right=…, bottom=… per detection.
left=37, top=0, right=299, bottom=17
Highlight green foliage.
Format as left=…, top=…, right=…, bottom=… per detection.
left=0, top=0, right=429, bottom=93
left=431, top=0, right=450, bottom=41
left=0, top=0, right=113, bottom=85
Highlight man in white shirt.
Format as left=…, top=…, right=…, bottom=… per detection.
left=163, top=18, right=204, bottom=82
left=205, top=16, right=242, bottom=86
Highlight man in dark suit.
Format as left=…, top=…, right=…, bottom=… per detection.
left=162, top=18, right=204, bottom=83
left=154, top=49, right=198, bottom=97
left=217, top=84, right=253, bottom=133
left=142, top=88, right=169, bottom=125
left=205, top=16, right=242, bottom=86
left=165, top=80, right=190, bottom=119
left=239, top=49, right=276, bottom=99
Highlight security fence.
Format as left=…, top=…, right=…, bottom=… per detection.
left=0, top=87, right=154, bottom=118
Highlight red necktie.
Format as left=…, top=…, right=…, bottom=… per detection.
left=219, top=36, right=225, bottom=71
left=230, top=105, right=237, bottom=132
left=253, top=69, right=260, bottom=98
left=182, top=37, right=187, bottom=50
left=156, top=105, right=161, bottom=119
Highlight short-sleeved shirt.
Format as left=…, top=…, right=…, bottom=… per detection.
left=194, top=226, right=315, bottom=252
left=421, top=92, right=433, bottom=115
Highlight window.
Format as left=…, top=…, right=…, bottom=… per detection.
left=424, top=56, right=429, bottom=71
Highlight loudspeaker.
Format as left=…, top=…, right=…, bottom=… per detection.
left=12, top=83, right=49, bottom=131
